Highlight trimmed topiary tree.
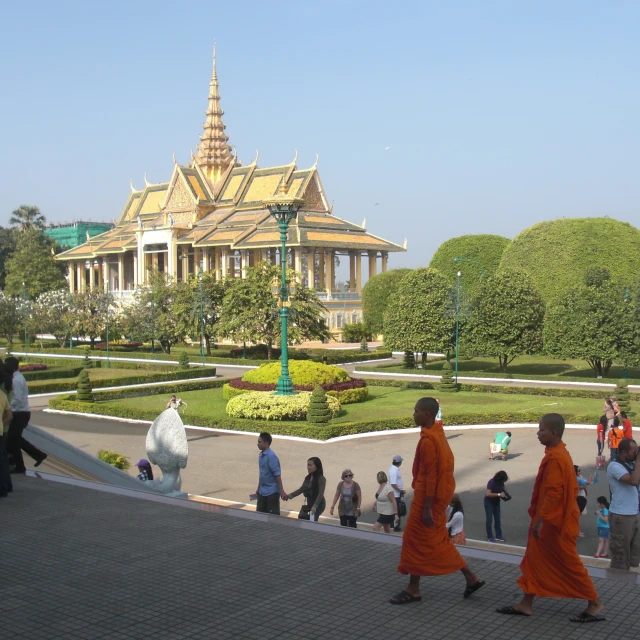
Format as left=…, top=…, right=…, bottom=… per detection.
left=83, top=346, right=93, bottom=369
left=362, top=269, right=412, bottom=336
left=403, top=350, right=415, bottom=369
left=178, top=351, right=190, bottom=370
left=307, top=386, right=332, bottom=424
left=76, top=369, right=94, bottom=402
left=439, top=361, right=458, bottom=392
left=616, top=380, right=631, bottom=414
left=499, top=217, right=640, bottom=303
left=360, top=337, right=369, bottom=352
left=429, top=234, right=510, bottom=300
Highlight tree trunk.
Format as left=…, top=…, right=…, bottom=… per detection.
left=499, top=355, right=508, bottom=373
left=603, top=360, right=613, bottom=376
left=421, top=352, right=427, bottom=369
left=267, top=341, right=272, bottom=360
left=205, top=336, right=211, bottom=356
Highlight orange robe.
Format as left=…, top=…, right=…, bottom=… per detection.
left=517, top=442, right=598, bottom=600
left=398, top=422, right=466, bottom=576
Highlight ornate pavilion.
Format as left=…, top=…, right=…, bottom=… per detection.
left=56, top=49, right=405, bottom=338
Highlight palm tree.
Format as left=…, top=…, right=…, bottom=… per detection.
left=10, top=205, right=46, bottom=231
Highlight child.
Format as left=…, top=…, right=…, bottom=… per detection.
left=594, top=496, right=610, bottom=558
left=607, top=419, right=624, bottom=461
left=446, top=493, right=466, bottom=545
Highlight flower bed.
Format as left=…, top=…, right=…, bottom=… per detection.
left=223, top=377, right=368, bottom=404
left=94, top=342, right=143, bottom=350
left=19, top=363, right=47, bottom=372
left=226, top=391, right=341, bottom=421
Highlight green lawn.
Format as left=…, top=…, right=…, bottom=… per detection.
left=101, top=385, right=617, bottom=424
left=365, top=354, right=640, bottom=381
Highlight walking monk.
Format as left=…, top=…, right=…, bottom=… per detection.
left=497, top=413, right=605, bottom=622
left=390, top=397, right=485, bottom=604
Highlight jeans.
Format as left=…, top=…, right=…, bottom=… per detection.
left=0, top=433, right=12, bottom=496
left=597, top=439, right=603, bottom=456
left=610, top=448, right=619, bottom=462
left=340, top=515, right=358, bottom=528
left=311, top=498, right=326, bottom=521
left=484, top=499, right=502, bottom=539
left=609, top=512, right=640, bottom=570
left=256, top=492, right=280, bottom=515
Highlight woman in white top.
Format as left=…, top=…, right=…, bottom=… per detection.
left=446, top=493, right=466, bottom=545
left=372, top=470, right=399, bottom=533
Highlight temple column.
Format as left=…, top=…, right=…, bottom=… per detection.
left=349, top=252, right=356, bottom=292
left=381, top=251, right=388, bottom=273
left=89, top=261, right=95, bottom=291
left=168, top=238, right=178, bottom=280
left=202, top=248, right=210, bottom=273
left=133, top=253, right=139, bottom=288
left=136, top=236, right=144, bottom=286
left=241, top=250, right=249, bottom=278
left=118, top=255, right=124, bottom=292
left=294, top=248, right=302, bottom=277
left=68, top=262, right=75, bottom=294
left=325, top=249, right=334, bottom=296
left=355, top=253, right=362, bottom=294
left=214, top=247, right=221, bottom=280
left=368, top=251, right=377, bottom=280
left=307, top=249, right=315, bottom=289
left=318, top=248, right=325, bottom=290
left=221, top=247, right=228, bottom=278
left=152, top=251, right=159, bottom=274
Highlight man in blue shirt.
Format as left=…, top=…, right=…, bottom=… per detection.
left=255, top=432, right=287, bottom=515
left=606, top=438, right=640, bottom=572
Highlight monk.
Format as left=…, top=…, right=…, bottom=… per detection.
left=497, top=413, right=605, bottom=622
left=390, top=397, right=484, bottom=604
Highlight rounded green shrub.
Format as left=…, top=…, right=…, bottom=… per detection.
left=326, top=386, right=368, bottom=404
left=362, top=269, right=412, bottom=335
left=76, top=369, right=94, bottom=402
left=178, top=351, right=190, bottom=370
left=98, top=449, right=130, bottom=470
left=429, top=234, right=510, bottom=299
left=308, top=386, right=331, bottom=423
left=615, top=380, right=631, bottom=414
left=242, top=360, right=350, bottom=386
left=499, top=218, right=640, bottom=303
left=226, top=391, right=340, bottom=421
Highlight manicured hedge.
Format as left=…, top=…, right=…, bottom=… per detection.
left=22, top=366, right=84, bottom=381
left=226, top=391, right=341, bottom=421
left=30, top=366, right=216, bottom=394
left=243, top=361, right=350, bottom=385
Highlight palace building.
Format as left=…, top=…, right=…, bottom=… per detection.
left=55, top=49, right=405, bottom=338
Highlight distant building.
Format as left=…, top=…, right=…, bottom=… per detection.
left=46, top=222, right=114, bottom=249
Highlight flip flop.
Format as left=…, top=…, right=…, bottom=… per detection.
left=496, top=606, right=531, bottom=617
left=569, top=612, right=605, bottom=623
left=463, top=580, right=486, bottom=599
left=389, top=590, right=422, bottom=605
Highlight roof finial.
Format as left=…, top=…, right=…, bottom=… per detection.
left=250, top=149, right=259, bottom=165
left=212, top=41, right=217, bottom=80
left=403, top=238, right=408, bottom=249
left=361, top=217, right=366, bottom=229
left=172, top=152, right=177, bottom=165
left=313, top=153, right=319, bottom=168
left=291, top=149, right=298, bottom=165
left=144, top=172, right=150, bottom=187
left=130, top=179, right=137, bottom=193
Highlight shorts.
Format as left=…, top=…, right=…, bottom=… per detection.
left=597, top=527, right=609, bottom=539
left=377, top=514, right=396, bottom=525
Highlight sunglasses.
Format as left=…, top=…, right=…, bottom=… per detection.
left=343, top=474, right=353, bottom=478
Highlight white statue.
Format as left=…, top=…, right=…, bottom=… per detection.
left=146, top=408, right=188, bottom=494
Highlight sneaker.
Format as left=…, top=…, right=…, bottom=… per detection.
left=487, top=537, right=496, bottom=543
left=495, top=537, right=506, bottom=543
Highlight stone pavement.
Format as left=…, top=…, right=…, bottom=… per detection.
left=2, top=474, right=639, bottom=640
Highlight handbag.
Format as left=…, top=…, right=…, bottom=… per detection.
left=397, top=498, right=407, bottom=517
left=500, top=491, right=512, bottom=502
left=596, top=455, right=606, bottom=469
left=298, top=505, right=311, bottom=520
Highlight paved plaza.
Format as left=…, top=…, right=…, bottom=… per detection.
left=2, top=474, right=639, bottom=640
left=32, top=410, right=612, bottom=554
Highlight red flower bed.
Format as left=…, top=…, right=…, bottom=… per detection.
left=19, top=363, right=47, bottom=372
left=94, top=342, right=144, bottom=350
left=228, top=377, right=367, bottom=393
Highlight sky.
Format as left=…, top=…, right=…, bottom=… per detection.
left=1, top=1, right=639, bottom=270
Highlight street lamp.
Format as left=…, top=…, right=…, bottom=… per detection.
left=264, top=181, right=303, bottom=395
left=68, top=293, right=74, bottom=352
left=104, top=283, right=111, bottom=368
left=454, top=271, right=461, bottom=383
left=22, top=282, right=29, bottom=363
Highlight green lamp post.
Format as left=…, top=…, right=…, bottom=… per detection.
left=198, top=269, right=206, bottom=367
left=22, top=282, right=29, bottom=363
left=105, top=283, right=111, bottom=368
left=264, top=182, right=303, bottom=395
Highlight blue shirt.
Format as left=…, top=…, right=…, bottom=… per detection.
left=258, top=448, right=281, bottom=496
left=607, top=461, right=640, bottom=515
left=596, top=507, right=609, bottom=528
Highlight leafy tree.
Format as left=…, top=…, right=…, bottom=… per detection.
left=383, top=268, right=455, bottom=354
left=219, top=261, right=330, bottom=359
left=341, top=321, right=372, bottom=343
left=0, top=291, right=21, bottom=345
left=173, top=273, right=226, bottom=356
left=124, top=273, right=184, bottom=354
left=362, top=269, right=411, bottom=335
left=4, top=229, right=66, bottom=298
left=68, top=289, right=119, bottom=349
left=464, top=269, right=545, bottom=372
left=29, top=290, right=73, bottom=347
left=10, top=205, right=46, bottom=232
left=543, top=269, right=635, bottom=377
left=0, top=226, right=19, bottom=289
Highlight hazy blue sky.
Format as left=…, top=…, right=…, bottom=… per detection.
left=1, top=1, right=639, bottom=269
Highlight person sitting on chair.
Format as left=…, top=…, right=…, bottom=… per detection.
left=489, top=431, right=512, bottom=461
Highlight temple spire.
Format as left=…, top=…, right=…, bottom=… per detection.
left=195, top=43, right=234, bottom=185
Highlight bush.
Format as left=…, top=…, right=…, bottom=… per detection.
left=76, top=369, right=93, bottom=402
left=22, top=366, right=83, bottom=382
left=19, top=363, right=47, bottom=372
left=226, top=391, right=341, bottom=421
left=342, top=322, right=372, bottom=343
left=308, top=386, right=331, bottom=423
left=243, top=361, right=350, bottom=386
left=98, top=449, right=130, bottom=470
left=83, top=347, right=92, bottom=369
left=229, top=344, right=281, bottom=360
left=326, top=386, right=369, bottom=404
left=362, top=269, right=412, bottom=335
left=360, top=337, right=369, bottom=352
left=439, top=362, right=459, bottom=392
left=616, top=380, right=631, bottom=414
left=178, top=351, right=190, bottom=370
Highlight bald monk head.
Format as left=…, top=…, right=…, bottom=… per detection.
left=413, top=397, right=440, bottom=428
left=537, top=413, right=565, bottom=448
